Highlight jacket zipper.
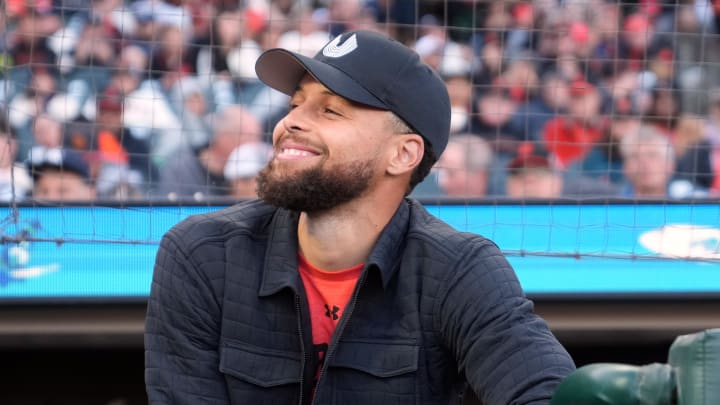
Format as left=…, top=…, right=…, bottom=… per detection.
left=295, top=294, right=307, bottom=405
left=311, top=269, right=369, bottom=403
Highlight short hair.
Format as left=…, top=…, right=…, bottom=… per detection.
left=212, top=105, right=262, bottom=140
left=619, top=124, right=674, bottom=163
left=445, top=134, right=493, bottom=171
left=387, top=112, right=437, bottom=195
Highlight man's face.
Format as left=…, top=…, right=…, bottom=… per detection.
left=506, top=169, right=563, bottom=198
left=623, top=143, right=674, bottom=196
left=436, top=143, right=487, bottom=197
left=257, top=77, right=393, bottom=212
left=33, top=169, right=95, bottom=201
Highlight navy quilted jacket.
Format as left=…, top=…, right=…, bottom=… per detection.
left=145, top=198, right=575, bottom=404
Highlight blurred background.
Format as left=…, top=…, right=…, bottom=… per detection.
left=0, top=0, right=719, bottom=403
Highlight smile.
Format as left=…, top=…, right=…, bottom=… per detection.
left=276, top=144, right=322, bottom=161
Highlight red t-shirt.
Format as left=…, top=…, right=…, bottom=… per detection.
left=542, top=117, right=603, bottom=169
left=298, top=254, right=363, bottom=386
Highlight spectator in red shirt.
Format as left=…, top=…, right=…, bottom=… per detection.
left=541, top=79, right=605, bottom=169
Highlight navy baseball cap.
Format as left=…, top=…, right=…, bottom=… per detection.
left=26, top=146, right=90, bottom=181
left=255, top=30, right=451, bottom=159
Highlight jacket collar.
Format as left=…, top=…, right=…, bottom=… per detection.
left=259, top=208, right=302, bottom=297
left=258, top=200, right=411, bottom=296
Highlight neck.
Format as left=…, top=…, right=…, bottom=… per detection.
left=297, top=189, right=404, bottom=271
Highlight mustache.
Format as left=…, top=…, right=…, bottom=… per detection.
left=274, top=133, right=327, bottom=154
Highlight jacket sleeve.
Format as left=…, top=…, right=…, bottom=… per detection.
left=144, top=230, right=230, bottom=404
left=436, top=239, right=576, bottom=405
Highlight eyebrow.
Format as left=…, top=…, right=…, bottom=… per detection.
left=292, top=83, right=338, bottom=98
left=291, top=84, right=353, bottom=109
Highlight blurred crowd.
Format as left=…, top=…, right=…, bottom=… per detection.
left=0, top=0, right=719, bottom=203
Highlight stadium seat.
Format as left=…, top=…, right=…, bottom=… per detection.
left=550, top=328, right=720, bottom=405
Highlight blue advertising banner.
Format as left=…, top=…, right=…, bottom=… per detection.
left=0, top=202, right=718, bottom=301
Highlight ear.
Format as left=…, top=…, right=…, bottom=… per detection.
left=386, top=134, right=423, bottom=176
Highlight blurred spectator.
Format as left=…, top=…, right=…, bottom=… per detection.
left=414, top=24, right=473, bottom=79
left=577, top=111, right=642, bottom=185
left=158, top=105, right=262, bottom=201
left=619, top=12, right=660, bottom=72
left=196, top=9, right=259, bottom=81
left=326, top=0, right=378, bottom=36
left=644, top=85, right=681, bottom=134
left=508, top=71, right=571, bottom=142
left=275, top=5, right=330, bottom=58
left=8, top=67, right=59, bottom=160
left=505, top=150, right=564, bottom=199
left=620, top=125, right=707, bottom=198
left=509, top=142, right=621, bottom=198
left=472, top=40, right=504, bottom=88
left=586, top=1, right=623, bottom=81
left=163, top=76, right=213, bottom=161
left=644, top=46, right=676, bottom=89
left=73, top=21, right=117, bottom=69
left=434, top=134, right=493, bottom=198
left=26, top=146, right=96, bottom=201
left=444, top=73, right=474, bottom=134
left=497, top=56, right=539, bottom=105
left=224, top=141, right=273, bottom=199
left=703, top=88, right=720, bottom=193
left=31, top=114, right=64, bottom=149
left=150, top=25, right=193, bottom=89
left=471, top=84, right=520, bottom=156
left=130, top=0, right=192, bottom=40
left=673, top=114, right=715, bottom=189
left=7, top=2, right=61, bottom=67
left=541, top=79, right=606, bottom=169
left=503, top=1, right=538, bottom=61
left=92, top=88, right=155, bottom=190
left=0, top=113, right=32, bottom=201
left=95, top=163, right=145, bottom=201
left=674, top=0, right=720, bottom=114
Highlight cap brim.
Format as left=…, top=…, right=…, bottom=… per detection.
left=255, top=49, right=387, bottom=109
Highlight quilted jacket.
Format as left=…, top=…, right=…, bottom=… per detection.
left=145, top=198, right=575, bottom=404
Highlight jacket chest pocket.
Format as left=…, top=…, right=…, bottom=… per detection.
left=219, top=341, right=302, bottom=405
left=317, top=340, right=419, bottom=405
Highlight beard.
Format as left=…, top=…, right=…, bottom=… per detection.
left=256, top=156, right=376, bottom=213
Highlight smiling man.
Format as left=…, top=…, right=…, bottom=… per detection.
left=145, top=30, right=575, bottom=405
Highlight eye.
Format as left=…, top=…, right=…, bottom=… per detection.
left=324, top=107, right=341, bottom=116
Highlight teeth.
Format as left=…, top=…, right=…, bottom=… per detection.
left=280, top=148, right=314, bottom=157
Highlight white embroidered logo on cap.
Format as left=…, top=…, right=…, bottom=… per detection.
left=322, top=34, right=358, bottom=58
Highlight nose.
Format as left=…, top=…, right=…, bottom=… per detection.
left=282, top=103, right=313, bottom=133
left=273, top=103, right=311, bottom=144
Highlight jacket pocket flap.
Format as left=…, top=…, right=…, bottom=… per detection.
left=329, top=340, right=419, bottom=378
left=219, top=341, right=302, bottom=387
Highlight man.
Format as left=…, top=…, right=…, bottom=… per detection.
left=223, top=141, right=273, bottom=199
left=620, top=124, right=706, bottom=198
left=157, top=104, right=262, bottom=201
left=540, top=79, right=605, bottom=169
left=0, top=113, right=32, bottom=201
left=145, top=30, right=575, bottom=404
left=435, top=134, right=493, bottom=197
left=505, top=152, right=564, bottom=199
left=26, top=146, right=96, bottom=201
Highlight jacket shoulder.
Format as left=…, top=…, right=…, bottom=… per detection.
left=164, top=199, right=278, bottom=249
left=406, top=201, right=496, bottom=257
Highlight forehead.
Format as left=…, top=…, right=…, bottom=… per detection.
left=293, top=76, right=347, bottom=101
left=36, top=169, right=86, bottom=184
left=293, top=75, right=383, bottom=112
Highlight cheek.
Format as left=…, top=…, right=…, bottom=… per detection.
left=271, top=120, right=286, bottom=145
